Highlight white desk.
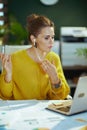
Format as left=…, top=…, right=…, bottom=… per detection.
left=0, top=100, right=87, bottom=130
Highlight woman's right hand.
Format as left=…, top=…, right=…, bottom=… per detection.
left=0, top=53, right=12, bottom=82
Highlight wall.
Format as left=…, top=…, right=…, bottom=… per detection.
left=8, top=0, right=87, bottom=39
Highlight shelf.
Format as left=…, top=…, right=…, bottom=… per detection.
left=63, top=65, right=87, bottom=70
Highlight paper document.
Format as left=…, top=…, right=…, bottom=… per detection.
left=0, top=100, right=65, bottom=130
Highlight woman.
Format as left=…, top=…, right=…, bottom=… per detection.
left=0, top=14, right=70, bottom=100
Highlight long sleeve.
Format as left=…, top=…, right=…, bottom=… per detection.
left=46, top=52, right=70, bottom=100
left=0, top=70, right=13, bottom=99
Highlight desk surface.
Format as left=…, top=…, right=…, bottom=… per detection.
left=0, top=100, right=87, bottom=130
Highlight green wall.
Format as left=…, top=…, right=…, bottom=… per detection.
left=8, top=0, right=87, bottom=39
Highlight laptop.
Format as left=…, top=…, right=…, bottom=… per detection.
left=46, top=76, right=87, bottom=115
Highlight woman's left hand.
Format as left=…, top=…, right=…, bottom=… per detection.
left=40, top=59, right=59, bottom=84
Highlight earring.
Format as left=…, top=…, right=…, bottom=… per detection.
left=33, top=39, right=37, bottom=47
left=33, top=39, right=36, bottom=46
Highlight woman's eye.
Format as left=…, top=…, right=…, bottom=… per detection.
left=45, top=37, right=54, bottom=40
left=44, top=36, right=55, bottom=40
left=52, top=36, right=54, bottom=39
left=45, top=37, right=49, bottom=40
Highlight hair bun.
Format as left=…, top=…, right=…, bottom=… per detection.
left=27, top=14, right=38, bottom=24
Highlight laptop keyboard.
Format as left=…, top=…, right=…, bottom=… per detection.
left=48, top=100, right=72, bottom=113
left=56, top=105, right=71, bottom=112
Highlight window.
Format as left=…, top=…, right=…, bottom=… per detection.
left=0, top=0, right=8, bottom=45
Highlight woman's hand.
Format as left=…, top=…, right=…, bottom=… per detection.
left=0, top=53, right=12, bottom=82
left=40, top=59, right=60, bottom=84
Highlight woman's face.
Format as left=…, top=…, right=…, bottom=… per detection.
left=36, top=26, right=55, bottom=53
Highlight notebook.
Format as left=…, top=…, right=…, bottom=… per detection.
left=47, top=76, right=87, bottom=115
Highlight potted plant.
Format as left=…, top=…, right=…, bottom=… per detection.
left=75, top=48, right=87, bottom=59
left=0, top=25, right=8, bottom=45
left=8, top=15, right=28, bottom=45
left=1, top=14, right=28, bottom=45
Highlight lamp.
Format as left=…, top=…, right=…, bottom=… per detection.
left=40, top=0, right=59, bottom=6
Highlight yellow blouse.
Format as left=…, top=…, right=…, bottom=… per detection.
left=0, top=50, right=70, bottom=100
